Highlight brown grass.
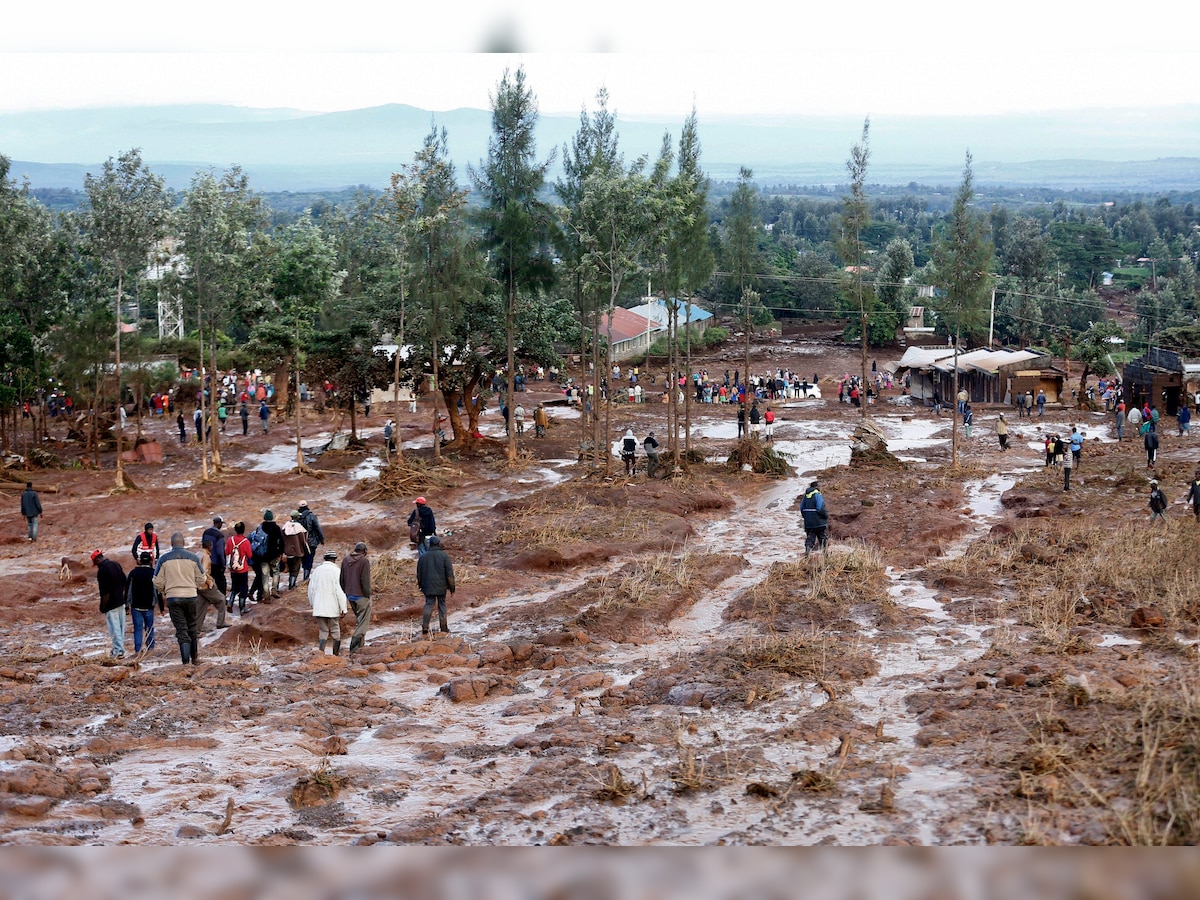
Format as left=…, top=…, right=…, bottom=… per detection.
left=495, top=495, right=650, bottom=550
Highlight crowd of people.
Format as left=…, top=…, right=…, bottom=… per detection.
left=78, top=498, right=412, bottom=663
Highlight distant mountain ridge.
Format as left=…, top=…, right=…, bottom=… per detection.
left=3, top=103, right=1199, bottom=192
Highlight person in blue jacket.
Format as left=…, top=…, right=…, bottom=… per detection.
left=800, top=480, right=829, bottom=558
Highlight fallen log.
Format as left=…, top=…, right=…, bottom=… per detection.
left=0, top=482, right=60, bottom=493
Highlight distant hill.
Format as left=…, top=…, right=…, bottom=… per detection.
left=3, top=103, right=1200, bottom=192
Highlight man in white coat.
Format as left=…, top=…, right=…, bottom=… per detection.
left=309, top=550, right=348, bottom=655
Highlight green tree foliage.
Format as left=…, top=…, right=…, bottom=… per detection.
left=931, top=152, right=994, bottom=465
left=83, top=148, right=168, bottom=486
left=471, top=65, right=559, bottom=459
left=1049, top=221, right=1119, bottom=290
left=1071, top=320, right=1126, bottom=399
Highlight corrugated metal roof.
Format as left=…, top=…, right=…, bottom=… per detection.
left=627, top=298, right=713, bottom=327
left=897, top=346, right=956, bottom=369
left=598, top=307, right=656, bottom=344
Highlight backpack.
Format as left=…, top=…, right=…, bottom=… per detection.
left=250, top=526, right=269, bottom=559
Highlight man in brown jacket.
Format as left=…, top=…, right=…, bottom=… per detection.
left=340, top=542, right=372, bottom=653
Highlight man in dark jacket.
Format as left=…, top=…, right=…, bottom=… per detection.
left=20, top=482, right=42, bottom=542
left=259, top=509, right=285, bottom=599
left=91, top=549, right=127, bottom=658
left=125, top=551, right=164, bottom=653
left=296, top=501, right=324, bottom=581
left=800, top=480, right=830, bottom=558
left=131, top=522, right=160, bottom=564
left=1145, top=428, right=1160, bottom=467
left=407, top=497, right=436, bottom=557
left=416, top=535, right=455, bottom=636
left=202, top=516, right=227, bottom=596
left=340, top=541, right=372, bottom=653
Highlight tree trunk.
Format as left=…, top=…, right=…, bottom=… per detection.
left=431, top=335, right=441, bottom=461
left=295, top=344, right=304, bottom=472
left=951, top=331, right=960, bottom=467
left=114, top=272, right=124, bottom=489
left=684, top=296, right=693, bottom=462
left=507, top=288, right=517, bottom=463
left=209, top=339, right=222, bottom=470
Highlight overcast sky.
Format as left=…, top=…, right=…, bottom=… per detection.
left=5, top=2, right=1197, bottom=119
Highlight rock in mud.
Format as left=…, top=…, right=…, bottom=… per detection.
left=1130, top=606, right=1164, bottom=628
left=440, top=675, right=517, bottom=703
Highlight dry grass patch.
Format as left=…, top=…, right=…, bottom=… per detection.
left=496, top=495, right=650, bottom=550
left=360, top=455, right=464, bottom=501
left=724, top=630, right=880, bottom=683
left=730, top=541, right=891, bottom=631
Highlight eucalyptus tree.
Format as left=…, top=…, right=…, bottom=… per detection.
left=725, top=167, right=760, bottom=387
left=0, top=155, right=71, bottom=454
left=405, top=123, right=480, bottom=460
left=931, top=152, right=993, bottom=466
left=471, top=66, right=559, bottom=462
left=382, top=160, right=425, bottom=440
left=176, top=166, right=266, bottom=477
left=256, top=218, right=343, bottom=472
left=555, top=88, right=621, bottom=453
left=836, top=119, right=873, bottom=420
left=670, top=110, right=715, bottom=461
left=573, top=151, right=658, bottom=473
left=1001, top=216, right=1049, bottom=347
left=83, top=149, right=168, bottom=488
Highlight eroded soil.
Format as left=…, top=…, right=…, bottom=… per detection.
left=2, top=334, right=1197, bottom=846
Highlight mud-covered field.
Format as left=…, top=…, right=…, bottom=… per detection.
left=1, top=334, right=1197, bottom=846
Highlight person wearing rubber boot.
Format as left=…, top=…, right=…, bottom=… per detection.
left=309, top=550, right=348, bottom=655
left=416, top=535, right=455, bottom=637
left=153, top=532, right=207, bottom=665
left=340, top=542, right=372, bottom=653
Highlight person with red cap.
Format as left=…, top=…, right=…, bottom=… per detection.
left=407, top=497, right=436, bottom=557
left=91, top=550, right=127, bottom=658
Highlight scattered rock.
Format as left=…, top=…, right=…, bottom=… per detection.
left=1130, top=607, right=1165, bottom=628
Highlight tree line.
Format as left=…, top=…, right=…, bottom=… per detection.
left=5, top=69, right=1200, bottom=475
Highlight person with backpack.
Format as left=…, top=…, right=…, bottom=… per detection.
left=202, top=517, right=227, bottom=597
left=296, top=501, right=324, bottom=581
left=282, top=511, right=309, bottom=592
left=800, top=480, right=830, bottom=559
left=620, top=428, right=637, bottom=475
left=407, top=497, right=436, bottom=557
left=250, top=511, right=284, bottom=602
left=131, top=523, right=160, bottom=564
left=224, top=522, right=253, bottom=614
left=125, top=551, right=164, bottom=653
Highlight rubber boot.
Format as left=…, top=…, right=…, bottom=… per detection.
left=439, top=615, right=450, bottom=634
left=287, top=576, right=296, bottom=592
left=349, top=636, right=362, bottom=653
left=179, top=641, right=191, bottom=665
left=331, top=640, right=341, bottom=656
left=421, top=611, right=432, bottom=634
left=319, top=639, right=326, bottom=652
left=189, top=640, right=199, bottom=665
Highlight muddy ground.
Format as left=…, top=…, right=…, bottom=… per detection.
left=1, top=332, right=1197, bottom=846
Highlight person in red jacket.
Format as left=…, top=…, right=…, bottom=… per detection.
left=225, top=522, right=253, bottom=614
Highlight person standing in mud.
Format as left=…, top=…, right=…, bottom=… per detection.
left=643, top=431, right=661, bottom=478
left=225, top=522, right=252, bottom=615
left=408, top=497, right=436, bottom=557
left=131, top=522, right=160, bottom=565
left=309, top=550, right=348, bottom=655
left=176, top=411, right=186, bottom=444
left=20, top=482, right=41, bottom=542
left=1115, top=403, right=1126, bottom=442
left=1069, top=426, right=1083, bottom=469
left=737, top=404, right=746, bottom=439
left=202, top=517, right=227, bottom=597
left=1062, top=439, right=1073, bottom=492
left=297, top=501, right=324, bottom=581
left=240, top=402, right=250, bottom=435
left=621, top=428, right=638, bottom=475
left=416, top=535, right=455, bottom=636
left=281, top=511, right=308, bottom=591
left=153, top=533, right=206, bottom=665
left=1149, top=480, right=1168, bottom=524
left=534, top=403, right=549, bottom=438
left=341, top=541, right=372, bottom=653
left=800, top=480, right=830, bottom=559
left=995, top=413, right=1008, bottom=451
left=125, top=551, right=164, bottom=653
left=91, top=549, right=127, bottom=659
left=1180, top=469, right=1200, bottom=521
left=196, top=537, right=229, bottom=631
left=1144, top=427, right=1159, bottom=468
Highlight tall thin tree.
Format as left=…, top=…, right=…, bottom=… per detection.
left=84, top=149, right=168, bottom=489
left=471, top=66, right=558, bottom=462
